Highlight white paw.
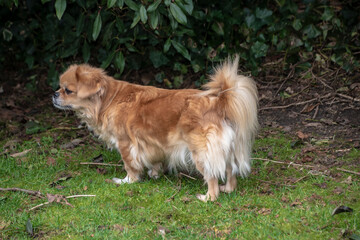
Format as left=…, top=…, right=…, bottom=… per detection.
left=147, top=169, right=160, bottom=179
left=196, top=194, right=209, bottom=202
left=112, top=175, right=131, bottom=184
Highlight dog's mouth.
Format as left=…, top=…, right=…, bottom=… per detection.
left=52, top=96, right=73, bottom=110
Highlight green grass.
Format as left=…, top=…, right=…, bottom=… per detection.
left=1, top=123, right=359, bottom=239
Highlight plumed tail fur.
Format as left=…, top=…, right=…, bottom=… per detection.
left=203, top=56, right=259, bottom=177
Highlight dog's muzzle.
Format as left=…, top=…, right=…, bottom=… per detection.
left=52, top=92, right=72, bottom=110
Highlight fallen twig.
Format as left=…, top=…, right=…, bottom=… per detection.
left=80, top=162, right=123, bottom=167
left=179, top=172, right=197, bottom=180
left=28, top=194, right=96, bottom=211
left=10, top=149, right=32, bottom=158
left=336, top=168, right=360, bottom=176
left=258, top=179, right=296, bottom=188
left=260, top=93, right=332, bottom=111
left=336, top=93, right=360, bottom=103
left=0, top=188, right=44, bottom=198
left=252, top=158, right=317, bottom=169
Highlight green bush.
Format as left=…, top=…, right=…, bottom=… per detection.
left=1, top=0, right=359, bottom=89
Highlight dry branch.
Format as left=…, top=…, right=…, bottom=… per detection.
left=260, top=93, right=332, bottom=111
left=0, top=188, right=44, bottom=198
left=252, top=158, right=316, bottom=169
left=336, top=168, right=360, bottom=176
left=28, top=195, right=96, bottom=211
left=80, top=162, right=123, bottom=167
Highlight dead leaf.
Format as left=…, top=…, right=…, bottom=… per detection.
left=105, top=179, right=113, bottom=184
left=290, top=199, right=302, bottom=207
left=258, top=208, right=272, bottom=215
left=313, top=182, right=328, bottom=189
left=320, top=118, right=337, bottom=125
left=304, top=122, right=322, bottom=128
left=47, top=157, right=56, bottom=166
left=96, top=168, right=107, bottom=175
left=49, top=174, right=72, bottom=187
left=60, top=138, right=83, bottom=149
left=301, top=104, right=317, bottom=113
left=281, top=196, right=289, bottom=203
left=333, top=186, right=343, bottom=195
left=181, top=196, right=191, bottom=204
left=10, top=149, right=32, bottom=158
left=0, top=220, right=10, bottom=230
left=158, top=226, right=170, bottom=236
left=92, top=154, right=104, bottom=163
left=297, top=131, right=309, bottom=140
left=332, top=205, right=353, bottom=216
left=46, top=193, right=57, bottom=203
left=113, top=224, right=125, bottom=232
left=341, top=176, right=352, bottom=185
left=83, top=186, right=88, bottom=191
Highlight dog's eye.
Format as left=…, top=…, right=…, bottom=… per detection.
left=65, top=88, right=73, bottom=94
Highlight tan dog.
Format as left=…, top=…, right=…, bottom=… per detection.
left=53, top=56, right=258, bottom=202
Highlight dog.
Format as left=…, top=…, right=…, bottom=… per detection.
left=53, top=56, right=258, bottom=202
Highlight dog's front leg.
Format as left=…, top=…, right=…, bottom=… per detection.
left=113, top=143, right=142, bottom=184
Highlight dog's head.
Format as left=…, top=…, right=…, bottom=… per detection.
left=52, top=64, right=105, bottom=111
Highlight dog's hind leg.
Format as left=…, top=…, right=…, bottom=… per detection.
left=147, top=162, right=163, bottom=179
left=220, top=163, right=237, bottom=193
left=192, top=153, right=220, bottom=202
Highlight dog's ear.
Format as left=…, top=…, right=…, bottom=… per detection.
left=76, top=65, right=104, bottom=99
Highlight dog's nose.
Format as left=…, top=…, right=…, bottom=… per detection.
left=53, top=92, right=60, bottom=98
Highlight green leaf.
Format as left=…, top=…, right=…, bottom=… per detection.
left=117, top=0, right=124, bottom=8
left=124, top=0, right=139, bottom=11
left=155, top=72, right=165, bottom=83
left=100, top=52, right=115, bottom=69
left=303, top=24, right=321, bottom=39
left=211, top=22, right=224, bottom=36
left=147, top=0, right=161, bottom=12
left=114, top=52, right=125, bottom=75
left=76, top=14, right=85, bottom=36
left=164, top=0, right=171, bottom=7
left=164, top=38, right=171, bottom=53
left=26, top=219, right=33, bottom=236
left=130, top=12, right=140, bottom=28
left=173, top=75, right=183, bottom=88
left=139, top=5, right=148, bottom=24
left=149, top=10, right=159, bottom=29
left=26, top=121, right=46, bottom=135
left=107, top=0, right=117, bottom=8
left=175, top=0, right=193, bottom=15
left=171, top=40, right=191, bottom=60
left=255, top=8, right=272, bottom=19
left=55, top=0, right=67, bottom=20
left=125, top=42, right=138, bottom=52
left=82, top=40, right=90, bottom=63
left=250, top=41, right=268, bottom=58
left=25, top=56, right=34, bottom=69
left=92, top=12, right=102, bottom=41
left=2, top=29, right=13, bottom=41
left=170, top=3, right=187, bottom=25
left=292, top=19, right=302, bottom=31
left=168, top=12, right=178, bottom=30
left=322, top=7, right=333, bottom=21
left=149, top=50, right=169, bottom=68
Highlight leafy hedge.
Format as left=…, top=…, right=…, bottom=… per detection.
left=1, top=0, right=359, bottom=89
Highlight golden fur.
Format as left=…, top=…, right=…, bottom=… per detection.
left=53, top=56, right=258, bottom=202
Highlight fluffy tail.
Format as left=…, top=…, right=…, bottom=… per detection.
left=203, top=56, right=259, bottom=177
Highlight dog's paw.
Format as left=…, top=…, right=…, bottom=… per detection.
left=196, top=194, right=209, bottom=202
left=219, top=185, right=231, bottom=193
left=147, top=169, right=160, bottom=179
left=112, top=176, right=131, bottom=184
